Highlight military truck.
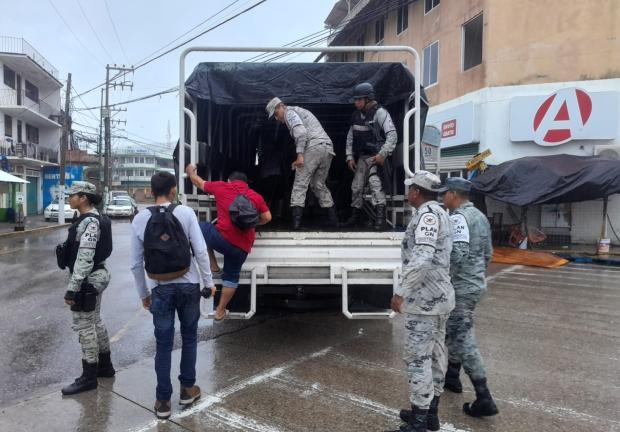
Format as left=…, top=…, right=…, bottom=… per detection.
left=175, top=46, right=428, bottom=319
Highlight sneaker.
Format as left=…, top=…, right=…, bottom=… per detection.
left=179, top=385, right=201, bottom=405
left=154, top=400, right=171, bottom=419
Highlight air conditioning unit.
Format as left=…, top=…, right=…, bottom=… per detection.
left=594, top=145, right=620, bottom=160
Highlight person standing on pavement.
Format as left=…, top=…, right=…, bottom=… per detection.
left=60, top=181, right=115, bottom=396
left=391, top=171, right=454, bottom=432
left=343, top=82, right=397, bottom=230
left=266, top=97, right=338, bottom=230
left=186, top=165, right=272, bottom=321
left=439, top=177, right=499, bottom=418
left=130, top=171, right=215, bottom=419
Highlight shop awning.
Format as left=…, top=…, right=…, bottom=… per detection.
left=0, top=170, right=29, bottom=184
left=472, top=155, right=620, bottom=206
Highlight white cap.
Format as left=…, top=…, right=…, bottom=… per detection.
left=404, top=171, right=441, bottom=191
left=266, top=97, right=282, bottom=119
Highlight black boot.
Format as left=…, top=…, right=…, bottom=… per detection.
left=398, top=406, right=427, bottom=432
left=444, top=362, right=463, bottom=393
left=463, top=377, right=499, bottom=417
left=325, top=206, right=339, bottom=228
left=373, top=205, right=386, bottom=230
left=97, top=351, right=115, bottom=378
left=61, top=360, right=98, bottom=395
left=399, top=396, right=440, bottom=431
left=343, top=207, right=362, bottom=227
left=291, top=206, right=303, bottom=230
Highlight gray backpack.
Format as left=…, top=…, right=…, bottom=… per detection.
left=229, top=188, right=259, bottom=230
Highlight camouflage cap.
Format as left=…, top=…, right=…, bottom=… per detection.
left=266, top=97, right=282, bottom=119
left=67, top=181, right=98, bottom=196
left=404, top=171, right=441, bottom=191
left=437, top=177, right=472, bottom=193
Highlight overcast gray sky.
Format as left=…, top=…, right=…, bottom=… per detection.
left=2, top=0, right=336, bottom=152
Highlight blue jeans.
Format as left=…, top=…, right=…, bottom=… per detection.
left=200, top=221, right=248, bottom=288
left=149, top=283, right=201, bottom=401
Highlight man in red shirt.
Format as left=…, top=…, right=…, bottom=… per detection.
left=186, top=165, right=271, bottom=320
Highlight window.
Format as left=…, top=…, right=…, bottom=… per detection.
left=375, top=16, right=385, bottom=44
left=356, top=34, right=365, bottom=62
left=3, top=66, right=16, bottom=89
left=397, top=0, right=409, bottom=34
left=139, top=157, right=145, bottom=164
left=25, top=81, right=39, bottom=102
left=423, top=41, right=439, bottom=87
left=4, top=115, right=12, bottom=137
left=26, top=124, right=39, bottom=144
left=425, top=0, right=440, bottom=14
left=463, top=14, right=483, bottom=71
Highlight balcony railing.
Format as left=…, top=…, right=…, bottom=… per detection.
left=0, top=36, right=59, bottom=80
left=0, top=89, right=60, bottom=121
left=0, top=138, right=58, bottom=163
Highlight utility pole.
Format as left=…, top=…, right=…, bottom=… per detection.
left=103, top=64, right=133, bottom=202
left=98, top=87, right=104, bottom=187
left=58, top=72, right=72, bottom=225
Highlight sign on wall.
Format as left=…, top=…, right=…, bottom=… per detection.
left=426, top=102, right=475, bottom=148
left=42, top=166, right=84, bottom=207
left=510, top=88, right=618, bottom=146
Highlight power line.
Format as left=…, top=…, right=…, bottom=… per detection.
left=75, top=0, right=115, bottom=61
left=135, top=0, right=244, bottom=65
left=46, top=0, right=105, bottom=66
left=103, top=0, right=129, bottom=63
left=73, top=0, right=267, bottom=99
left=73, top=87, right=178, bottom=111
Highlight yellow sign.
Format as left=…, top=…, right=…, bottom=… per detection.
left=466, top=149, right=492, bottom=170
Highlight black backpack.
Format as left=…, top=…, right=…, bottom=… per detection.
left=229, top=188, right=259, bottom=230
left=144, top=204, right=191, bottom=281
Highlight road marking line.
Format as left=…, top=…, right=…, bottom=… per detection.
left=127, top=346, right=333, bottom=432
left=487, top=265, right=523, bottom=282
left=110, top=307, right=146, bottom=344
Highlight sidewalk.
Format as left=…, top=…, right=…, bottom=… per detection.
left=0, top=214, right=68, bottom=237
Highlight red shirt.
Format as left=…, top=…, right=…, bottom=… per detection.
left=202, top=180, right=269, bottom=253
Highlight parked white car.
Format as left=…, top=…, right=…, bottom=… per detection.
left=44, top=198, right=79, bottom=221
left=104, top=198, right=134, bottom=218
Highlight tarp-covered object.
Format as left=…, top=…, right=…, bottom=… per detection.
left=185, top=62, right=424, bottom=106
left=472, top=155, right=620, bottom=206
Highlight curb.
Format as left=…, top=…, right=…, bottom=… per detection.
left=0, top=223, right=69, bottom=239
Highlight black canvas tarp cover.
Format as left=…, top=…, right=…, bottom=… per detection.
left=472, top=154, right=620, bottom=206
left=185, top=62, right=424, bottom=106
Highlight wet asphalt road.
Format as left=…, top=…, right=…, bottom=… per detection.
left=1, top=224, right=619, bottom=431
left=0, top=220, right=278, bottom=408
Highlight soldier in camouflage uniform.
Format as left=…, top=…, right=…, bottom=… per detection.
left=392, top=171, right=454, bottom=432
left=266, top=97, right=338, bottom=230
left=61, top=181, right=115, bottom=395
left=440, top=177, right=499, bottom=417
left=343, top=82, right=397, bottom=230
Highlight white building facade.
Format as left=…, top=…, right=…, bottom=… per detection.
left=426, top=78, right=620, bottom=245
left=0, top=36, right=62, bottom=216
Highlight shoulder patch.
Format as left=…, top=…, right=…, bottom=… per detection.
left=79, top=220, right=99, bottom=249
left=450, top=213, right=470, bottom=243
left=414, top=212, right=439, bottom=247
left=285, top=110, right=303, bottom=128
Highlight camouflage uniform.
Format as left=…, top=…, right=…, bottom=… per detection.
left=396, top=200, right=454, bottom=409
left=68, top=207, right=111, bottom=364
left=284, top=106, right=335, bottom=208
left=346, top=106, right=397, bottom=208
left=446, top=202, right=493, bottom=380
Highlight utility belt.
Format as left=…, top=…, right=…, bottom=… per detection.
left=70, top=281, right=99, bottom=313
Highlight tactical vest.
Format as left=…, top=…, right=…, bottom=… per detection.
left=66, top=213, right=113, bottom=273
left=351, top=104, right=385, bottom=158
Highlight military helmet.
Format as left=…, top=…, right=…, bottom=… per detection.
left=353, top=82, right=375, bottom=100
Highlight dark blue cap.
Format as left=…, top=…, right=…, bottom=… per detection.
left=438, top=177, right=472, bottom=193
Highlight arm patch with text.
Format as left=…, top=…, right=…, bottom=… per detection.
left=414, top=213, right=439, bottom=247
left=450, top=214, right=470, bottom=243
left=79, top=221, right=99, bottom=249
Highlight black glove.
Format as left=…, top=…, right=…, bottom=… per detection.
left=64, top=290, right=76, bottom=302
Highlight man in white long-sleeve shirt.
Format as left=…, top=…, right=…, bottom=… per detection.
left=130, top=171, right=215, bottom=420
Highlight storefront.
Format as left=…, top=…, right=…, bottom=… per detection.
left=426, top=78, right=620, bottom=245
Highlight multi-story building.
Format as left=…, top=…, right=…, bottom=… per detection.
left=0, top=36, right=62, bottom=216
left=111, top=147, right=174, bottom=200
left=325, top=0, right=620, bottom=245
